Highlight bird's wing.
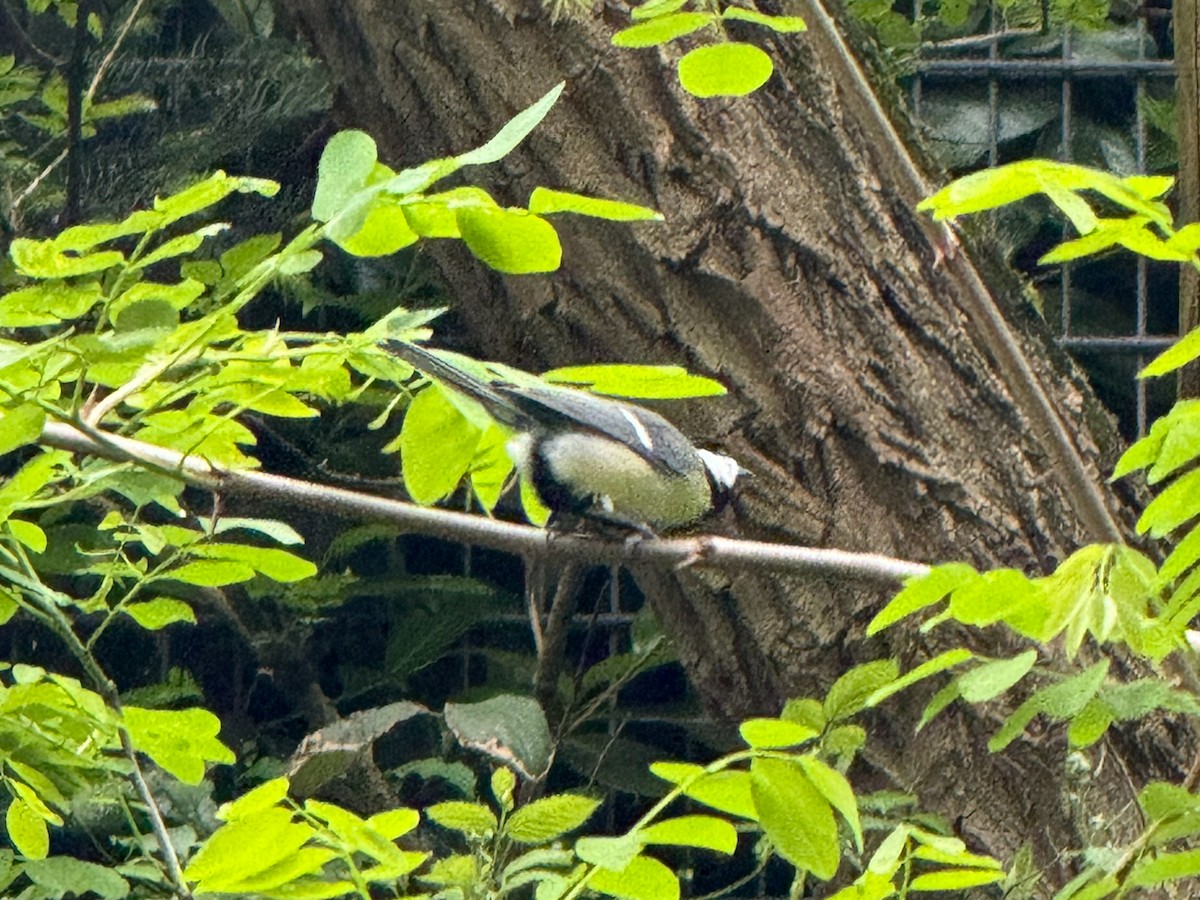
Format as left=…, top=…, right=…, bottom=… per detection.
left=380, top=340, right=530, bottom=430
left=498, top=384, right=699, bottom=477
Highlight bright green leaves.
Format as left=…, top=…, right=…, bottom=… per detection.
left=312, top=83, right=659, bottom=274
left=919, top=160, right=1172, bottom=227
left=392, top=381, right=510, bottom=507
left=678, top=43, right=774, bottom=98
left=186, top=776, right=426, bottom=899
left=123, top=706, right=235, bottom=785
left=918, top=160, right=1191, bottom=282
left=0, top=668, right=126, bottom=858
left=868, top=547, right=1171, bottom=662
left=610, top=3, right=805, bottom=98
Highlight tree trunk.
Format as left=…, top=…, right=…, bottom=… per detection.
left=284, top=0, right=1184, bottom=888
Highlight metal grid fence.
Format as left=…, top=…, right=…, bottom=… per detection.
left=911, top=3, right=1179, bottom=437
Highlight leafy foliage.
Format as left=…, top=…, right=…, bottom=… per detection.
left=609, top=2, right=806, bottom=98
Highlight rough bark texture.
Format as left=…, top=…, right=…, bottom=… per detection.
left=284, top=0, right=1185, bottom=888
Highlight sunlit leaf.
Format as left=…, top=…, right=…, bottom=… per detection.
left=677, top=43, right=773, bottom=98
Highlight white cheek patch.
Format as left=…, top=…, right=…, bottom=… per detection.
left=619, top=406, right=654, bottom=453
left=697, top=449, right=741, bottom=490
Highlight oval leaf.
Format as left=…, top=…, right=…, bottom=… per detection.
left=640, top=815, right=737, bottom=854
left=457, top=206, right=562, bottom=274
left=751, top=758, right=839, bottom=880
left=122, top=598, right=196, bottom=630
left=589, top=854, right=680, bottom=900
left=507, top=794, right=601, bottom=843
left=677, top=43, right=773, bottom=98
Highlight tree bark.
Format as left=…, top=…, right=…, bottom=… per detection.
left=284, top=0, right=1184, bottom=888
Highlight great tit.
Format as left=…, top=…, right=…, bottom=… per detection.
left=382, top=340, right=743, bottom=533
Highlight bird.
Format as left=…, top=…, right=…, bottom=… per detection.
left=381, top=340, right=744, bottom=533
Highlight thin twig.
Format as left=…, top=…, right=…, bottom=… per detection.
left=40, top=419, right=931, bottom=583
left=86, top=0, right=153, bottom=104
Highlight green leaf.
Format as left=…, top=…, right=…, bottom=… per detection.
left=678, top=43, right=773, bottom=98
left=403, top=187, right=496, bottom=238
left=219, top=777, right=291, bottom=822
left=457, top=206, right=562, bottom=274
left=0, top=282, right=103, bottom=325
left=122, top=598, right=196, bottom=630
left=867, top=563, right=976, bottom=634
left=9, top=239, right=124, bottom=278
left=0, top=405, right=45, bottom=457
left=507, top=794, right=601, bottom=843
left=313, top=130, right=378, bottom=222
left=751, top=758, right=839, bottom=880
left=420, top=853, right=477, bottom=888
left=589, top=854, right=680, bottom=900
left=739, top=717, right=819, bottom=748
left=1143, top=327, right=1200, bottom=378
left=492, top=767, right=517, bottom=813
left=22, top=857, right=129, bottom=899
left=529, top=188, right=663, bottom=221
left=455, top=81, right=565, bottom=169
left=988, top=661, right=1109, bottom=751
left=123, top=706, right=235, bottom=784
left=826, top=660, right=900, bottom=720
left=542, top=364, right=726, bottom=399
left=1066, top=697, right=1113, bottom=747
left=108, top=278, right=206, bottom=321
left=185, top=806, right=317, bottom=892
left=6, top=519, right=45, bottom=553
left=398, top=385, right=483, bottom=504
left=366, top=808, right=421, bottom=840
left=577, top=834, right=644, bottom=871
left=612, top=12, right=714, bottom=47
left=187, top=544, right=317, bottom=583
left=6, top=799, right=48, bottom=858
left=632, top=0, right=690, bottom=19
left=335, top=198, right=419, bottom=257
left=135, top=224, right=228, bottom=269
left=649, top=763, right=757, bottom=820
left=1127, top=848, right=1200, bottom=888
left=722, top=7, right=807, bottom=31
left=797, top=756, right=862, bottom=853
left=640, top=816, right=737, bottom=853
left=909, top=868, right=1006, bottom=891
left=426, top=801, right=498, bottom=837
left=1138, top=467, right=1200, bottom=537
left=444, top=695, right=552, bottom=778
left=167, top=559, right=257, bottom=587
left=956, top=650, right=1038, bottom=702
left=154, top=171, right=277, bottom=227
left=212, top=517, right=305, bottom=546
left=868, top=648, right=969, bottom=710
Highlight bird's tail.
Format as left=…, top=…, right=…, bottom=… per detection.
left=380, top=340, right=525, bottom=428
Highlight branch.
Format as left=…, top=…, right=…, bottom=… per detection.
left=40, top=420, right=929, bottom=583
